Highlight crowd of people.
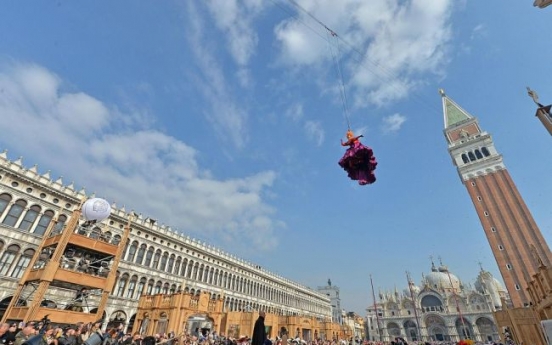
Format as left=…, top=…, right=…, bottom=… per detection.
left=0, top=316, right=510, bottom=345
left=0, top=320, right=131, bottom=345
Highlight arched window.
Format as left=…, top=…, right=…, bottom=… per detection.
left=461, top=154, right=469, bottom=164
left=11, top=248, right=35, bottom=278
left=214, top=270, right=219, bottom=286
left=127, top=275, right=138, bottom=299
left=174, top=257, right=182, bottom=275
left=117, top=274, right=129, bottom=297
left=101, top=231, right=112, bottom=243
left=167, top=254, right=175, bottom=274
left=2, top=200, right=27, bottom=227
left=162, top=283, right=169, bottom=294
left=144, top=247, right=154, bottom=267
left=136, top=244, right=147, bottom=265
left=34, top=210, right=55, bottom=235
left=18, top=205, right=41, bottom=231
left=475, top=149, right=483, bottom=159
left=0, top=193, right=12, bottom=216
left=152, top=250, right=161, bottom=269
left=137, top=277, right=147, bottom=297
left=146, top=279, right=154, bottom=295
left=52, top=214, right=67, bottom=234
left=193, top=264, right=200, bottom=280
left=126, top=242, right=138, bottom=262
left=181, top=259, right=188, bottom=277
left=159, top=252, right=168, bottom=271
left=0, top=244, right=21, bottom=275
left=468, top=152, right=476, bottom=162
left=112, top=235, right=121, bottom=246
left=153, top=281, right=162, bottom=294
left=169, top=284, right=176, bottom=294
left=481, top=147, right=490, bottom=157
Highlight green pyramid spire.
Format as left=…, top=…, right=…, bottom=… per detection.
left=439, top=89, right=473, bottom=128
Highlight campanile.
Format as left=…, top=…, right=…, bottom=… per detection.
left=441, top=89, right=552, bottom=308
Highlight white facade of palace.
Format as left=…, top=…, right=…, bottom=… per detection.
left=0, top=153, right=332, bottom=330
left=366, top=263, right=505, bottom=343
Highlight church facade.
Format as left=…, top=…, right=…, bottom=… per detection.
left=366, top=263, right=504, bottom=342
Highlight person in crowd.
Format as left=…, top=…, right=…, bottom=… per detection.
left=251, top=312, right=266, bottom=345
left=102, top=329, right=119, bottom=345
left=5, top=323, right=18, bottom=345
left=0, top=323, right=10, bottom=345
left=141, top=335, right=156, bottom=345
left=129, top=333, right=142, bottom=345
left=119, top=334, right=132, bottom=345
left=40, top=324, right=56, bottom=345
left=14, top=322, right=36, bottom=345
left=57, top=326, right=78, bottom=345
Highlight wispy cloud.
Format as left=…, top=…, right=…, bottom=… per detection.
left=304, top=120, right=325, bottom=146
left=184, top=1, right=250, bottom=149
left=0, top=62, right=280, bottom=250
left=273, top=0, right=454, bottom=107
left=381, top=113, right=407, bottom=133
left=285, top=103, right=304, bottom=122
left=203, top=0, right=266, bottom=89
left=204, top=0, right=264, bottom=67
left=471, top=24, right=486, bottom=40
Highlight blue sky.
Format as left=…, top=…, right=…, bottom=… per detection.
left=1, top=1, right=552, bottom=314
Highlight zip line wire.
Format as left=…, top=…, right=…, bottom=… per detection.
left=328, top=30, right=351, bottom=130
left=269, top=0, right=443, bottom=126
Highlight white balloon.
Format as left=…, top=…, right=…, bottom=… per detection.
left=82, top=198, right=111, bottom=222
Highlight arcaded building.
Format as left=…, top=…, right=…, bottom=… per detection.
left=0, top=153, right=331, bottom=331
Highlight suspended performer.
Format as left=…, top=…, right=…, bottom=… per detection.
left=338, top=129, right=377, bottom=185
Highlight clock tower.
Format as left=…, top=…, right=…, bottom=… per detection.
left=441, top=90, right=552, bottom=308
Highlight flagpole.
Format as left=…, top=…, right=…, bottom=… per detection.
left=406, top=271, right=423, bottom=342
left=369, top=274, right=382, bottom=342
left=441, top=258, right=467, bottom=340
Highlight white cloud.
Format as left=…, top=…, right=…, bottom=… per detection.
left=274, top=19, right=329, bottom=67
left=204, top=0, right=265, bottom=67
left=185, top=1, right=250, bottom=149
left=381, top=113, right=407, bottom=133
left=0, top=62, right=280, bottom=250
left=471, top=24, right=486, bottom=40
left=285, top=103, right=304, bottom=122
left=304, top=120, right=325, bottom=146
left=273, top=0, right=453, bottom=107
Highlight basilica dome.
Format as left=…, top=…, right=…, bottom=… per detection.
left=475, top=268, right=506, bottom=308
left=403, top=283, right=421, bottom=297
left=425, top=265, right=462, bottom=291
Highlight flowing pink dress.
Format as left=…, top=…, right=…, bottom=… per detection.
left=338, top=140, right=377, bottom=185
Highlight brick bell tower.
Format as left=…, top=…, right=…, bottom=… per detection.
left=440, top=89, right=552, bottom=308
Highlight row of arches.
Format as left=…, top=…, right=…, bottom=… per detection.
left=111, top=271, right=326, bottom=317
left=418, top=293, right=489, bottom=314
left=0, top=193, right=67, bottom=236
left=0, top=295, right=137, bottom=332
left=385, top=316, right=497, bottom=342
left=461, top=147, right=490, bottom=164
left=122, top=242, right=328, bottom=314
left=0, top=240, right=36, bottom=278
left=0, top=191, right=328, bottom=318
